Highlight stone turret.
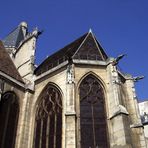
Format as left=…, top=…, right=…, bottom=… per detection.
left=3, top=22, right=41, bottom=83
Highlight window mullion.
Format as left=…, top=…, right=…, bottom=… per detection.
left=46, top=115, right=50, bottom=148
left=39, top=119, right=43, bottom=148
left=34, top=86, right=62, bottom=148
left=91, top=104, right=96, bottom=147
left=53, top=113, right=57, bottom=148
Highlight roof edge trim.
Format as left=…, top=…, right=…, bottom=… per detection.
left=91, top=32, right=106, bottom=60
left=72, top=32, right=89, bottom=58
left=0, top=70, right=25, bottom=88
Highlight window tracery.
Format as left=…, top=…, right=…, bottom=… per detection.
left=0, top=92, right=19, bottom=148
left=34, top=85, right=62, bottom=148
left=79, top=75, right=109, bottom=148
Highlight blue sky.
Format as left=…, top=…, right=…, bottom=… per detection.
left=0, top=0, right=148, bottom=101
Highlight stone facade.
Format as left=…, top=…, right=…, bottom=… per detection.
left=139, top=101, right=148, bottom=144
left=0, top=22, right=148, bottom=148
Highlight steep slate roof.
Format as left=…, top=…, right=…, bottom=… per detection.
left=3, top=25, right=25, bottom=49
left=35, top=31, right=108, bottom=76
left=0, top=41, right=24, bottom=83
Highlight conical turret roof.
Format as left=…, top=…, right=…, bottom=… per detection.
left=3, top=22, right=27, bottom=49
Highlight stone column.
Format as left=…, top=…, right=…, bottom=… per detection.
left=107, top=60, right=132, bottom=147
left=65, top=64, right=76, bottom=148
left=125, top=77, right=147, bottom=148
left=16, top=91, right=32, bottom=148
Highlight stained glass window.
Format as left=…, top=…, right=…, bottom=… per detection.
left=0, top=92, right=19, bottom=148
left=33, top=85, right=62, bottom=148
left=79, top=75, right=109, bottom=148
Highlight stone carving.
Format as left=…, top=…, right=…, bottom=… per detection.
left=67, top=64, right=74, bottom=84
left=141, top=112, right=148, bottom=124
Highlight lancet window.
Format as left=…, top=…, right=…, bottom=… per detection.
left=0, top=92, right=19, bottom=148
left=33, top=85, right=62, bottom=148
left=79, top=75, right=109, bottom=148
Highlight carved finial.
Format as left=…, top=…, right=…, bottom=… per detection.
left=89, top=28, right=93, bottom=33
left=32, top=27, right=43, bottom=37
left=19, top=21, right=28, bottom=28
left=67, top=65, right=74, bottom=84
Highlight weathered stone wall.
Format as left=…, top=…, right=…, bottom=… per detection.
left=0, top=79, right=26, bottom=148
left=1, top=60, right=147, bottom=148
left=24, top=61, right=147, bottom=148
left=139, top=101, right=148, bottom=142
left=31, top=67, right=67, bottom=148
left=123, top=79, right=147, bottom=148
left=14, top=37, right=36, bottom=82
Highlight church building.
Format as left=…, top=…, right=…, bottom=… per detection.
left=0, top=22, right=147, bottom=148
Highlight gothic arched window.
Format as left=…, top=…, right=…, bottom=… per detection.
left=79, top=75, right=109, bottom=148
left=0, top=92, right=19, bottom=148
left=34, top=85, right=62, bottom=148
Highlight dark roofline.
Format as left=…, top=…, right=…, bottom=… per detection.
left=0, top=41, right=24, bottom=83
left=34, top=33, right=88, bottom=74
left=3, top=26, right=19, bottom=40
left=34, top=31, right=109, bottom=76
left=94, top=36, right=108, bottom=59
left=2, top=25, right=23, bottom=48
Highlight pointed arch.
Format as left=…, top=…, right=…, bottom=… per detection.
left=79, top=74, right=109, bottom=148
left=33, top=83, right=62, bottom=148
left=77, top=71, right=107, bottom=93
left=0, top=91, right=19, bottom=148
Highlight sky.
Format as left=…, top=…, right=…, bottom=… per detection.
left=0, top=0, right=148, bottom=101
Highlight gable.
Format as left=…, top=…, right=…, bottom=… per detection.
left=73, top=32, right=107, bottom=61
left=35, top=31, right=108, bottom=76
